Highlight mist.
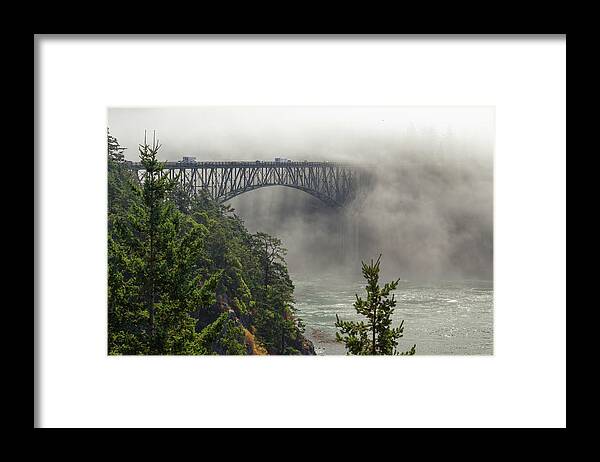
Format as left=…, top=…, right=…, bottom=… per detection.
left=109, top=106, right=494, bottom=282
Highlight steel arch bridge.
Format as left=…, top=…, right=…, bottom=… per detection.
left=127, top=160, right=361, bottom=207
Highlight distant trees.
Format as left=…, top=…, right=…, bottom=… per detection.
left=335, top=255, right=416, bottom=355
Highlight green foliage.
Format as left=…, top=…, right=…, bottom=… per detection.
left=107, top=128, right=126, bottom=162
left=197, top=312, right=247, bottom=355
left=335, top=255, right=416, bottom=355
left=107, top=129, right=313, bottom=355
left=108, top=132, right=213, bottom=355
left=250, top=233, right=300, bottom=354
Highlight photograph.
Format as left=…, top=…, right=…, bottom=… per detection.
left=107, top=106, right=494, bottom=356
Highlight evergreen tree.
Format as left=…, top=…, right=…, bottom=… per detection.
left=251, top=232, right=298, bottom=354
left=252, top=232, right=286, bottom=292
left=335, top=255, right=416, bottom=355
left=107, top=128, right=126, bottom=162
left=108, top=131, right=214, bottom=354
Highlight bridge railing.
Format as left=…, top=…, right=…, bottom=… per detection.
left=125, top=160, right=358, bottom=170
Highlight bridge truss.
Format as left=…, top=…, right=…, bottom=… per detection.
left=127, top=161, right=360, bottom=207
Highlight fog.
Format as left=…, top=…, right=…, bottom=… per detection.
left=109, top=107, right=494, bottom=282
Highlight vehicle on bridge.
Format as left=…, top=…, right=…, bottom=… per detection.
left=178, top=156, right=198, bottom=164
left=274, top=157, right=292, bottom=163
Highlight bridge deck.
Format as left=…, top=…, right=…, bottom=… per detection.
left=126, top=160, right=354, bottom=170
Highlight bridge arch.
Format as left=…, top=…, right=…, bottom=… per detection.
left=220, top=183, right=344, bottom=207
left=129, top=160, right=360, bottom=208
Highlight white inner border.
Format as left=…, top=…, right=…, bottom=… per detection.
left=36, top=36, right=566, bottom=428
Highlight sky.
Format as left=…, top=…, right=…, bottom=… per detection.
left=108, top=106, right=494, bottom=163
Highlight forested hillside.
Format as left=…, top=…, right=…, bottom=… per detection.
left=107, top=131, right=315, bottom=355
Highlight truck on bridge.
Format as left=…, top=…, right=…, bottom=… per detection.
left=178, top=156, right=198, bottom=164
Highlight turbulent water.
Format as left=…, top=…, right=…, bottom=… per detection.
left=291, top=273, right=493, bottom=355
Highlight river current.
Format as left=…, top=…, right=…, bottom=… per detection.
left=291, top=273, right=493, bottom=355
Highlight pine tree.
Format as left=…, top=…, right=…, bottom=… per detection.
left=251, top=232, right=297, bottom=354
left=108, top=131, right=215, bottom=354
left=107, top=128, right=127, bottom=162
left=252, top=232, right=286, bottom=292
left=335, top=255, right=416, bottom=355
left=139, top=132, right=171, bottom=342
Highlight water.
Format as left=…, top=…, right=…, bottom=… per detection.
left=292, top=273, right=493, bottom=355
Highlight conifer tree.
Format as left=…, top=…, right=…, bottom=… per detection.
left=335, top=255, right=416, bottom=355
left=251, top=232, right=297, bottom=354
left=108, top=131, right=214, bottom=354
left=107, top=128, right=126, bottom=162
